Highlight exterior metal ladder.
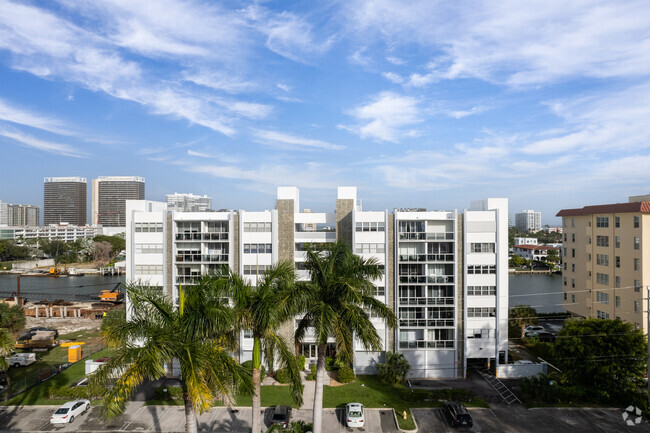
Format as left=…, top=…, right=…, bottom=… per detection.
left=476, top=369, right=522, bottom=405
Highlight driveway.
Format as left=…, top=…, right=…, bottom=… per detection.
left=0, top=404, right=400, bottom=433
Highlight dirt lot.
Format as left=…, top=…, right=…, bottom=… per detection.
left=26, top=315, right=102, bottom=335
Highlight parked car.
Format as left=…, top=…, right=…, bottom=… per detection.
left=524, top=325, right=545, bottom=337
left=345, top=402, right=365, bottom=427
left=536, top=331, right=556, bottom=343
left=50, top=399, right=90, bottom=424
left=444, top=401, right=473, bottom=428
left=270, top=405, right=292, bottom=429
left=6, top=353, right=37, bottom=368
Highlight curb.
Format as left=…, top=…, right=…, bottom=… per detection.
left=392, top=408, right=418, bottom=433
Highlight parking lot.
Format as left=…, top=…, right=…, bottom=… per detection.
left=0, top=404, right=400, bottom=432
left=412, top=406, right=650, bottom=433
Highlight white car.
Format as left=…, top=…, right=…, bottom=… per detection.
left=50, top=399, right=90, bottom=424
left=345, top=403, right=365, bottom=427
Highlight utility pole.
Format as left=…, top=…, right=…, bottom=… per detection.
left=16, top=274, right=21, bottom=306
left=647, top=286, right=649, bottom=405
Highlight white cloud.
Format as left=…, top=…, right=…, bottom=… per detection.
left=447, top=106, right=483, bottom=119
left=0, top=98, right=74, bottom=135
left=276, top=83, right=291, bottom=92
left=184, top=71, right=258, bottom=94
left=343, top=0, right=650, bottom=85
left=0, top=128, right=85, bottom=158
left=253, top=130, right=344, bottom=150
left=342, top=92, right=422, bottom=142
left=382, top=72, right=404, bottom=84
left=386, top=56, right=405, bottom=65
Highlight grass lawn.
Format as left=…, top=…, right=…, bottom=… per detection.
left=146, top=385, right=297, bottom=407
left=3, top=330, right=111, bottom=406
left=0, top=262, right=12, bottom=271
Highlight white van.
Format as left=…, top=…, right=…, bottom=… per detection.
left=6, top=353, right=37, bottom=368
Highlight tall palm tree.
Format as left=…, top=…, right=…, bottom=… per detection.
left=0, top=303, right=26, bottom=370
left=213, top=261, right=303, bottom=433
left=91, top=279, right=252, bottom=433
left=293, top=241, right=397, bottom=433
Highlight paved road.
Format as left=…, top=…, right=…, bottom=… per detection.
left=412, top=406, right=650, bottom=433
left=0, top=404, right=400, bottom=433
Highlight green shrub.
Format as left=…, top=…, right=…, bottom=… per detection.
left=297, top=356, right=306, bottom=370
left=306, top=373, right=316, bottom=381
left=241, top=360, right=266, bottom=378
left=153, top=386, right=183, bottom=401
left=337, top=366, right=355, bottom=383
left=275, top=368, right=290, bottom=384
left=377, top=352, right=410, bottom=385
left=49, top=385, right=107, bottom=400
left=306, top=364, right=316, bottom=380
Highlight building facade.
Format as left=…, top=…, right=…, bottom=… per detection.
left=0, top=201, right=39, bottom=226
left=43, top=177, right=87, bottom=226
left=515, top=210, right=542, bottom=233
left=166, top=193, right=212, bottom=212
left=557, top=201, right=650, bottom=331
left=92, top=176, right=145, bottom=227
left=0, top=224, right=101, bottom=241
left=126, top=187, right=509, bottom=378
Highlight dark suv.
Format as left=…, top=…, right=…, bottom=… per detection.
left=444, top=401, right=473, bottom=428
left=270, top=405, right=292, bottom=429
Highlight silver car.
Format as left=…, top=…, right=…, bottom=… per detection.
left=345, top=403, right=365, bottom=427
left=50, top=399, right=90, bottom=424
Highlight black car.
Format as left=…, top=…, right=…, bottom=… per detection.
left=536, top=331, right=556, bottom=343
left=270, top=405, right=292, bottom=429
left=444, top=401, right=473, bottom=428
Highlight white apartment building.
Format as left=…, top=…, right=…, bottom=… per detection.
left=513, top=237, right=538, bottom=246
left=166, top=193, right=212, bottom=212
left=126, top=187, right=508, bottom=378
left=515, top=210, right=542, bottom=233
left=0, top=224, right=101, bottom=241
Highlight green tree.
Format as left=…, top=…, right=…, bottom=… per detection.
left=91, top=280, right=252, bottom=433
left=0, top=303, right=26, bottom=370
left=212, top=262, right=303, bottom=433
left=545, top=248, right=560, bottom=263
left=293, top=241, right=397, bottom=433
left=509, top=305, right=538, bottom=341
left=93, top=235, right=126, bottom=255
left=555, top=318, right=646, bottom=400
left=509, top=255, right=527, bottom=268
left=376, top=351, right=410, bottom=385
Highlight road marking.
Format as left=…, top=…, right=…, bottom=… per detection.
left=120, top=405, right=148, bottom=431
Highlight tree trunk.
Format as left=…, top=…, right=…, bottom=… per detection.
left=312, top=343, right=327, bottom=433
left=183, top=391, right=198, bottom=433
left=252, top=367, right=262, bottom=433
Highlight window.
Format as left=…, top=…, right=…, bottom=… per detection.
left=616, top=236, right=621, bottom=248
left=135, top=222, right=163, bottom=232
left=588, top=253, right=591, bottom=262
left=596, top=273, right=609, bottom=285
left=634, top=216, right=640, bottom=228
left=374, top=286, right=385, bottom=296
left=135, top=243, right=163, bottom=254
left=571, top=248, right=575, bottom=258
left=596, top=236, right=609, bottom=247
left=564, top=233, right=567, bottom=241
left=596, top=217, right=609, bottom=228
left=616, top=296, right=621, bottom=308
left=467, top=265, right=496, bottom=274
left=615, top=216, right=620, bottom=228
left=355, top=221, right=385, bottom=232
left=635, top=280, right=641, bottom=292
left=244, top=222, right=271, bottom=232
left=563, top=263, right=567, bottom=271
left=616, top=256, right=620, bottom=268
left=355, top=243, right=384, bottom=254
left=243, top=243, right=272, bottom=254
left=470, top=243, right=495, bottom=253
left=634, top=258, right=640, bottom=271
left=563, top=292, right=567, bottom=300
left=563, top=218, right=567, bottom=227
left=571, top=279, right=575, bottom=288
left=563, top=248, right=567, bottom=257
left=597, top=310, right=610, bottom=319
left=615, top=276, right=620, bottom=288
left=243, top=264, right=270, bottom=275
left=571, top=263, right=575, bottom=272
left=563, top=277, right=567, bottom=286
left=635, top=301, right=641, bottom=314
left=596, top=291, right=609, bottom=304
left=134, top=265, right=163, bottom=274
left=572, top=218, right=575, bottom=227
left=243, top=329, right=253, bottom=338
left=467, top=286, right=496, bottom=296
left=571, top=294, right=575, bottom=303
left=596, top=254, right=609, bottom=266
left=634, top=237, right=640, bottom=250
left=572, top=233, right=576, bottom=242
left=467, top=307, right=495, bottom=318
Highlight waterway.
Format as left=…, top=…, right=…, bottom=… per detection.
left=0, top=272, right=562, bottom=313
left=509, top=273, right=564, bottom=313
left=0, top=274, right=125, bottom=302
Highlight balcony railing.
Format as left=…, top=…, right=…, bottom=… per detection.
left=398, top=275, right=454, bottom=284
left=399, top=340, right=454, bottom=349
left=398, top=297, right=454, bottom=305
left=176, top=275, right=201, bottom=284
left=398, top=254, right=454, bottom=262
left=398, top=232, right=454, bottom=241
left=175, top=233, right=229, bottom=241
left=398, top=319, right=455, bottom=327
left=175, top=254, right=229, bottom=263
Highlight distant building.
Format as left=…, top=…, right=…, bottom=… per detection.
left=0, top=223, right=100, bottom=241
left=166, top=193, right=212, bottom=212
left=513, top=237, right=538, bottom=246
left=0, top=201, right=8, bottom=225
left=515, top=210, right=542, bottom=232
left=92, top=176, right=145, bottom=227
left=511, top=244, right=558, bottom=261
left=545, top=226, right=563, bottom=233
left=8, top=204, right=40, bottom=226
left=43, top=177, right=87, bottom=226
left=557, top=200, right=649, bottom=331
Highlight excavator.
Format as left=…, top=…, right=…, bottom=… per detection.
left=99, top=284, right=124, bottom=303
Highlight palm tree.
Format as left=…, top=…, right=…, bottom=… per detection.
left=0, top=303, right=26, bottom=370
left=213, top=261, right=303, bottom=433
left=293, top=241, right=397, bottom=433
left=91, top=279, right=252, bottom=433
left=510, top=305, right=538, bottom=341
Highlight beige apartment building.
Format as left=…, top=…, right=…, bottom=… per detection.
left=557, top=198, right=650, bottom=331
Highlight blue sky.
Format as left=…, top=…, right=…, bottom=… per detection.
left=1, top=0, right=649, bottom=225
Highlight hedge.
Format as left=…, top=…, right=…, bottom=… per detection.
left=48, top=385, right=107, bottom=400
left=337, top=366, right=355, bottom=383
left=275, top=368, right=290, bottom=384
left=153, top=386, right=183, bottom=401
left=297, top=356, right=306, bottom=371
left=306, top=364, right=316, bottom=381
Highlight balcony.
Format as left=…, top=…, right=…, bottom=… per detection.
left=176, top=275, right=200, bottom=284
left=398, top=254, right=454, bottom=262
left=398, top=232, right=454, bottom=241
left=175, top=254, right=229, bottom=263
left=398, top=319, right=455, bottom=327
left=175, top=232, right=229, bottom=241
left=399, top=340, right=454, bottom=349
left=398, top=275, right=454, bottom=284
left=398, top=297, right=454, bottom=306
